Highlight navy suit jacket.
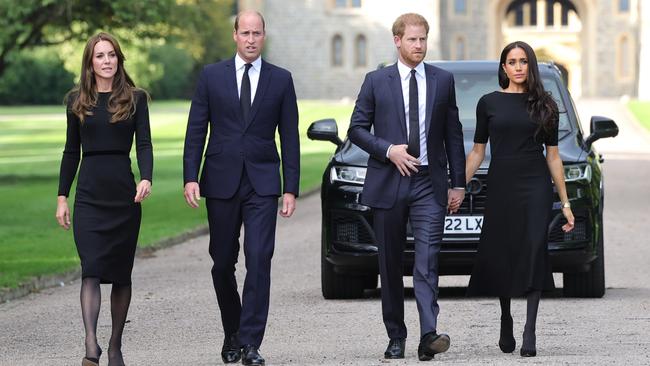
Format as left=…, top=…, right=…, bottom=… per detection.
left=348, top=63, right=465, bottom=209
left=183, top=58, right=300, bottom=199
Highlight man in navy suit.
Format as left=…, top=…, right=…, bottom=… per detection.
left=183, top=10, right=299, bottom=366
left=348, top=13, right=466, bottom=361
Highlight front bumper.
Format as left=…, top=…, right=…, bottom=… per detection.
left=323, top=184, right=597, bottom=276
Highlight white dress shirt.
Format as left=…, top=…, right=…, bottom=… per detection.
left=235, top=54, right=262, bottom=103
left=396, top=59, right=428, bottom=165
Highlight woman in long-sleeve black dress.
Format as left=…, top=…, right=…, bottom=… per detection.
left=55, top=32, right=152, bottom=366
left=464, top=41, right=574, bottom=357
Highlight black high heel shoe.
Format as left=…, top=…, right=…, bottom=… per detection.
left=82, top=346, right=102, bottom=366
left=498, top=316, right=515, bottom=353
left=520, top=348, right=537, bottom=357
left=520, top=330, right=536, bottom=357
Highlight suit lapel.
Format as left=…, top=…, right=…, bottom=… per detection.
left=225, top=58, right=244, bottom=125
left=388, top=64, right=407, bottom=140
left=424, top=63, right=437, bottom=137
left=246, top=60, right=271, bottom=130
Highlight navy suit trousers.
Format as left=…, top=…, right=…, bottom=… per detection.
left=373, top=167, right=445, bottom=340
left=206, top=167, right=278, bottom=347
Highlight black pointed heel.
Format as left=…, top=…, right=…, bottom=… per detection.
left=520, top=348, right=537, bottom=357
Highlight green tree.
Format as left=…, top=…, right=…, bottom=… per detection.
left=0, top=0, right=236, bottom=100
left=0, top=48, right=75, bottom=104
left=0, top=0, right=175, bottom=79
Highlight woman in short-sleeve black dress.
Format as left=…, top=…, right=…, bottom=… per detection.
left=55, top=32, right=152, bottom=366
left=464, top=42, right=574, bottom=357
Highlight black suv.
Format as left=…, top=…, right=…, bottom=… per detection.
left=308, top=61, right=618, bottom=299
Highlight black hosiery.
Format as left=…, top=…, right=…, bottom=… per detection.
left=108, top=283, right=132, bottom=365
left=522, top=290, right=541, bottom=351
left=498, top=297, right=515, bottom=352
left=80, top=277, right=102, bottom=359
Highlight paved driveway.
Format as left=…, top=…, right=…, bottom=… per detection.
left=1, top=99, right=649, bottom=365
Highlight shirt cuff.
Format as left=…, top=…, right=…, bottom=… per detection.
left=386, top=144, right=393, bottom=159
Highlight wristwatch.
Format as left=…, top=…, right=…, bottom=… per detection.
left=561, top=201, right=571, bottom=208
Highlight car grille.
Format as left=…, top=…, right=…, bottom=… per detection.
left=548, top=214, right=590, bottom=243
left=332, top=212, right=373, bottom=245
left=459, top=173, right=488, bottom=214
left=329, top=186, right=590, bottom=250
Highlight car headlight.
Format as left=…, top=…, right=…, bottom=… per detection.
left=330, top=166, right=366, bottom=184
left=564, top=163, right=591, bottom=182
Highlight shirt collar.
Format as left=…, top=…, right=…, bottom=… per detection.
left=397, top=59, right=425, bottom=81
left=235, top=53, right=262, bottom=72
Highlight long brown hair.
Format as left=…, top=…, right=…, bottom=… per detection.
left=498, top=41, right=558, bottom=139
left=66, top=32, right=142, bottom=123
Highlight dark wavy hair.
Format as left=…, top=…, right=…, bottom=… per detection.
left=498, top=41, right=559, bottom=139
left=66, top=32, right=146, bottom=123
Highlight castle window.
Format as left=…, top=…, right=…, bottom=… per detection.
left=454, top=37, right=466, bottom=60
left=617, top=34, right=632, bottom=79
left=355, top=35, right=367, bottom=67
left=332, top=35, right=344, bottom=67
left=618, top=0, right=630, bottom=12
left=507, top=0, right=577, bottom=28
left=454, top=0, right=467, bottom=14
left=335, top=0, right=361, bottom=8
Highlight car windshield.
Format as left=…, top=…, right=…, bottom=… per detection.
left=453, top=72, right=571, bottom=131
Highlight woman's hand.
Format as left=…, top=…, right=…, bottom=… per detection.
left=55, top=196, right=71, bottom=230
left=134, top=180, right=152, bottom=203
left=561, top=207, right=575, bottom=232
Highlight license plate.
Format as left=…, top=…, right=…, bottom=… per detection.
left=444, top=216, right=483, bottom=234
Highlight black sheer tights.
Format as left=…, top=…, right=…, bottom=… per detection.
left=80, top=277, right=132, bottom=364
left=80, top=277, right=101, bottom=360
left=108, top=283, right=131, bottom=365
left=498, top=291, right=542, bottom=352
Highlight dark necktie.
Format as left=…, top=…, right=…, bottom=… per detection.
left=407, top=69, right=420, bottom=158
left=240, top=63, right=252, bottom=122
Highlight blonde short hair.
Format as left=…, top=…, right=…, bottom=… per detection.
left=392, top=13, right=430, bottom=38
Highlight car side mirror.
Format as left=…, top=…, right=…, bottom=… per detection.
left=585, top=116, right=618, bottom=149
left=307, top=118, right=343, bottom=146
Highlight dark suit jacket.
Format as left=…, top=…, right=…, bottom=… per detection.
left=183, top=58, right=300, bottom=199
left=348, top=63, right=465, bottom=208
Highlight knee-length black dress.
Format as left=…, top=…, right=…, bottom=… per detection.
left=467, top=91, right=557, bottom=297
left=58, top=91, right=153, bottom=285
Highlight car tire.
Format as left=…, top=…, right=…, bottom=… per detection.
left=321, top=253, right=366, bottom=299
left=363, top=274, right=378, bottom=290
left=563, top=222, right=605, bottom=298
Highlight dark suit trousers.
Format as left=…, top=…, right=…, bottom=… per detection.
left=206, top=168, right=278, bottom=347
left=373, top=167, right=445, bottom=339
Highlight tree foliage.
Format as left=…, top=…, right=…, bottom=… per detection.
left=0, top=0, right=236, bottom=84
left=0, top=49, right=75, bottom=104
left=0, top=0, right=178, bottom=79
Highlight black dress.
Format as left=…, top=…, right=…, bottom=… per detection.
left=58, top=91, right=153, bottom=285
left=467, top=91, right=557, bottom=297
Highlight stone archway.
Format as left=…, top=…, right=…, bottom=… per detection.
left=487, top=0, right=597, bottom=97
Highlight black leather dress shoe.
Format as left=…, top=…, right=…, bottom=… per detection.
left=241, top=345, right=265, bottom=365
left=221, top=334, right=241, bottom=364
left=418, top=332, right=450, bottom=361
left=384, top=338, right=405, bottom=359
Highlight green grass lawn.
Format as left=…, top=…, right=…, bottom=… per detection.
left=0, top=100, right=353, bottom=290
left=628, top=100, right=650, bottom=131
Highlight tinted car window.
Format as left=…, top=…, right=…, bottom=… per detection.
left=453, top=72, right=571, bottom=131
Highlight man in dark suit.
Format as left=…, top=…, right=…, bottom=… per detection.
left=183, top=10, right=299, bottom=366
left=348, top=13, right=466, bottom=361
